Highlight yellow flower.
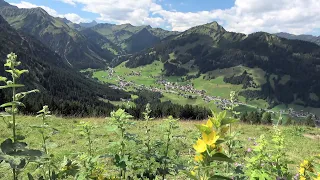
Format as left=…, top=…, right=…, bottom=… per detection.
left=202, top=131, right=219, bottom=145
left=301, top=160, right=310, bottom=168
left=204, top=119, right=213, bottom=129
left=193, top=139, right=207, bottom=153
left=299, top=167, right=305, bottom=175
left=300, top=176, right=306, bottom=180
left=194, top=154, right=204, bottom=162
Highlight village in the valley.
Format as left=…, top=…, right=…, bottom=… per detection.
left=104, top=67, right=319, bottom=122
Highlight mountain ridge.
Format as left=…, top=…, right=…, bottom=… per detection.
left=0, top=2, right=115, bottom=69
left=124, top=21, right=320, bottom=108
left=275, top=32, right=320, bottom=46
left=0, top=14, right=129, bottom=116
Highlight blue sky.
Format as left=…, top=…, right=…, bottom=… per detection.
left=6, top=0, right=320, bottom=35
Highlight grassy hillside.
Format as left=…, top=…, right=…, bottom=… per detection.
left=0, top=115, right=319, bottom=179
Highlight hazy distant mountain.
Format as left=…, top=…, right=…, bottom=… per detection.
left=90, top=23, right=180, bottom=53
left=80, top=20, right=98, bottom=28
left=275, top=32, right=320, bottom=46
left=0, top=0, right=115, bottom=69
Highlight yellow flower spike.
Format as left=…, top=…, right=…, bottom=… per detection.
left=202, top=131, right=219, bottom=145
left=194, top=154, right=204, bottom=162
left=193, top=139, right=207, bottom=153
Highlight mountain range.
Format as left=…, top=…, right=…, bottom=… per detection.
left=0, top=0, right=320, bottom=114
left=275, top=32, right=320, bottom=46
left=125, top=22, right=320, bottom=108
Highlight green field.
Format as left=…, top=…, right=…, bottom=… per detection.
left=0, top=116, right=319, bottom=179
left=91, top=61, right=320, bottom=116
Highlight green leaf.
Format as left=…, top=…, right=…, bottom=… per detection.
left=1, top=139, right=27, bottom=154
left=210, top=153, right=234, bottom=163
left=217, top=111, right=227, bottom=120
left=0, top=76, right=7, bottom=82
left=221, top=118, right=239, bottom=126
left=0, top=84, right=25, bottom=89
left=1, top=101, right=25, bottom=108
left=216, top=140, right=225, bottom=145
left=15, top=89, right=39, bottom=101
left=195, top=124, right=212, bottom=134
left=27, top=173, right=34, bottom=180
left=209, top=175, right=232, bottom=180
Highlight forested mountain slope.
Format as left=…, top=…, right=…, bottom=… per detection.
left=0, top=0, right=114, bottom=69
left=0, top=15, right=129, bottom=116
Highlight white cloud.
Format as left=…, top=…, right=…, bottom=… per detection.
left=10, top=1, right=89, bottom=23
left=57, top=0, right=76, bottom=6
left=63, top=13, right=89, bottom=23
left=12, top=0, right=320, bottom=35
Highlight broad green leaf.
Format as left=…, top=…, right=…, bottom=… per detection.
left=0, top=84, right=24, bottom=89
left=1, top=139, right=27, bottom=154
left=221, top=118, right=239, bottom=126
left=1, top=101, right=25, bottom=108
left=195, top=124, right=212, bottom=134
left=216, top=139, right=225, bottom=145
left=210, top=153, right=234, bottom=163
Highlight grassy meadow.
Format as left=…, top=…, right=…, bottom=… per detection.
left=0, top=115, right=319, bottom=179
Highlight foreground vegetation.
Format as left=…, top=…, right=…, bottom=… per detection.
left=0, top=115, right=319, bottom=179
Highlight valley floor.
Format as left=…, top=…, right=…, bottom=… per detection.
left=0, top=116, right=319, bottom=179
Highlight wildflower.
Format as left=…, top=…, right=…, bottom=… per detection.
left=191, top=171, right=196, bottom=176
left=204, top=119, right=213, bottom=129
left=194, top=154, right=204, bottom=162
left=300, top=176, right=306, bottom=180
left=299, top=167, right=305, bottom=175
left=193, top=139, right=207, bottom=153
left=202, top=131, right=219, bottom=146
left=247, top=148, right=252, bottom=153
